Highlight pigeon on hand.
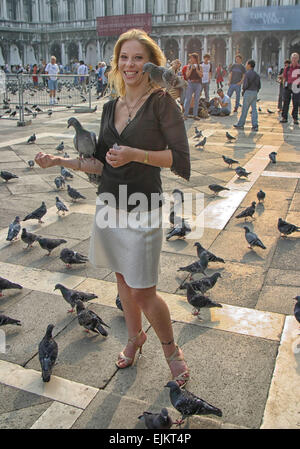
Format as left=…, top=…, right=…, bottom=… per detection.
left=180, top=272, right=222, bottom=295
left=55, top=197, right=68, bottom=215
left=67, top=117, right=97, bottom=160
left=21, top=228, right=39, bottom=249
left=61, top=166, right=73, bottom=180
left=67, top=184, right=86, bottom=201
left=23, top=202, right=47, bottom=223
left=138, top=408, right=174, bottom=429
left=54, top=284, right=98, bottom=313
left=226, top=131, right=236, bottom=142
left=28, top=160, right=35, bottom=169
left=116, top=294, right=123, bottom=311
left=0, top=276, right=23, bottom=297
left=166, top=221, right=191, bottom=240
left=27, top=133, right=36, bottom=144
left=38, top=324, right=58, bottom=383
left=165, top=381, right=222, bottom=426
left=142, top=62, right=186, bottom=91
left=235, top=166, right=251, bottom=178
left=37, top=237, right=67, bottom=256
left=6, top=216, right=21, bottom=242
left=243, top=226, right=266, bottom=250
left=278, top=218, right=300, bottom=237
left=236, top=201, right=256, bottom=221
left=0, top=314, right=21, bottom=326
left=0, top=171, right=19, bottom=182
left=194, top=242, right=225, bottom=264
left=257, top=190, right=266, bottom=203
left=56, top=141, right=64, bottom=152
left=293, top=296, right=300, bottom=326
left=75, top=300, right=110, bottom=336
left=222, top=155, right=239, bottom=168
left=60, top=248, right=88, bottom=268
left=182, top=282, right=222, bottom=317
left=208, top=184, right=230, bottom=195
left=178, top=251, right=209, bottom=279
left=195, top=137, right=207, bottom=148
left=54, top=176, right=65, bottom=190
left=193, top=127, right=203, bottom=139
left=269, top=152, right=277, bottom=163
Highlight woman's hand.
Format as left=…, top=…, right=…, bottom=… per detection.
left=35, top=152, right=60, bottom=169
left=105, top=145, right=135, bottom=168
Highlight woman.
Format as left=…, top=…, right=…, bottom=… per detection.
left=215, top=63, right=224, bottom=89
left=167, top=59, right=183, bottom=102
left=183, top=53, right=203, bottom=120
left=35, top=29, right=191, bottom=387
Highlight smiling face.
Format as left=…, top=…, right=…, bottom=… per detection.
left=118, top=39, right=150, bottom=89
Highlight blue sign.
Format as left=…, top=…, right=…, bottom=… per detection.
left=232, top=5, right=300, bottom=32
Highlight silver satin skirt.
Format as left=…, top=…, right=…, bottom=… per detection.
left=89, top=201, right=163, bottom=289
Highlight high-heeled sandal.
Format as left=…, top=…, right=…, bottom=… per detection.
left=116, top=329, right=146, bottom=369
left=165, top=343, right=190, bottom=388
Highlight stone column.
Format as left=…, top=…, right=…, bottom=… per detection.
left=179, top=35, right=184, bottom=62
left=280, top=35, right=287, bottom=68
left=202, top=35, right=208, bottom=56
left=2, top=0, right=8, bottom=19
left=252, top=35, right=258, bottom=62
left=78, top=41, right=83, bottom=60
left=19, top=0, right=24, bottom=20
left=32, top=0, right=39, bottom=22
left=61, top=42, right=66, bottom=65
left=226, top=35, right=232, bottom=67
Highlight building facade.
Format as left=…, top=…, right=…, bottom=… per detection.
left=0, top=0, right=300, bottom=73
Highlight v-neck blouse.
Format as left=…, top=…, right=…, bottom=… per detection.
left=94, top=90, right=190, bottom=212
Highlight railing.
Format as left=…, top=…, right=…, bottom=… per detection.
left=153, top=11, right=232, bottom=24
left=0, top=18, right=96, bottom=31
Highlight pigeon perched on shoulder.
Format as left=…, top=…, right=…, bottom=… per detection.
left=54, top=283, right=98, bottom=313
left=60, top=248, right=88, bottom=268
left=37, top=237, right=67, bottom=256
left=0, top=277, right=23, bottom=296
left=236, top=201, right=256, bottom=221
left=178, top=251, right=209, bottom=279
left=208, top=184, right=229, bottom=195
left=138, top=408, right=173, bottom=429
left=235, top=166, right=251, bottom=178
left=23, top=202, right=47, bottom=223
left=194, top=242, right=225, bottom=263
left=56, top=141, right=64, bottom=152
left=54, top=176, right=65, bottom=190
left=28, top=160, right=35, bottom=169
left=182, top=282, right=222, bottom=317
left=293, top=296, right=300, bottom=327
left=257, top=190, right=266, bottom=203
left=195, top=137, right=206, bottom=148
left=27, top=133, right=36, bottom=144
left=67, top=184, right=86, bottom=201
left=61, top=166, right=73, bottom=180
left=21, top=228, right=39, bottom=249
left=55, top=196, right=68, bottom=215
left=67, top=117, right=97, bottom=160
left=0, top=171, right=19, bottom=182
left=6, top=216, right=21, bottom=242
left=0, top=314, right=21, bottom=326
left=142, top=62, right=186, bottom=91
left=38, top=324, right=58, bottom=382
left=75, top=300, right=110, bottom=335
left=269, top=152, right=277, bottom=163
left=165, top=381, right=222, bottom=426
left=278, top=218, right=300, bottom=237
left=180, top=272, right=222, bottom=295
left=116, top=294, right=123, bottom=312
left=226, top=131, right=236, bottom=142
left=243, top=226, right=266, bottom=250
left=222, top=155, right=239, bottom=168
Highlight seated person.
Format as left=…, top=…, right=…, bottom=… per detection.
left=209, top=88, right=231, bottom=116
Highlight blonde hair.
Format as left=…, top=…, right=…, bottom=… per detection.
left=109, top=28, right=166, bottom=97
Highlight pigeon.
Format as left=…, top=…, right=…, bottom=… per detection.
left=75, top=300, right=110, bottom=336
left=23, top=202, right=47, bottom=223
left=165, top=381, right=222, bottom=426
left=208, top=184, right=229, bottom=195
left=61, top=166, right=73, bottom=180
left=6, top=216, right=21, bottom=242
left=180, top=272, right=222, bottom=295
left=28, top=160, right=35, bottom=168
left=67, top=184, right=86, bottom=201
left=48, top=110, right=53, bottom=117
left=54, top=176, right=65, bottom=190
left=193, top=127, right=203, bottom=139
left=222, top=155, right=239, bottom=168
left=243, top=226, right=266, bottom=250
left=138, top=408, right=173, bottom=429
left=38, top=324, right=58, bottom=383
left=9, top=110, right=17, bottom=117
left=56, top=141, right=64, bottom=152
left=235, top=166, right=251, bottom=178
left=178, top=251, right=209, bottom=279
left=21, top=228, right=39, bottom=249
left=172, top=188, right=185, bottom=204
left=67, top=117, right=97, bottom=159
left=278, top=218, right=300, bottom=237
left=0, top=171, right=19, bottom=182
left=35, top=106, right=43, bottom=113
left=142, top=62, right=186, bottom=91
left=0, top=277, right=23, bottom=297
left=166, top=222, right=191, bottom=240
left=55, top=197, right=69, bottom=215
left=195, top=137, right=206, bottom=148
left=236, top=201, right=256, bottom=221
left=226, top=131, right=236, bottom=142
left=54, top=284, right=98, bottom=313
left=182, top=282, right=222, bottom=317
left=269, top=152, right=277, bottom=164
left=64, top=152, right=70, bottom=159
left=258, top=107, right=262, bottom=112
left=0, top=314, right=21, bottom=326
left=267, top=109, right=274, bottom=114
left=37, top=237, right=67, bottom=256
left=194, top=242, right=225, bottom=264
left=27, top=133, right=36, bottom=144
left=257, top=190, right=266, bottom=203
left=60, top=248, right=88, bottom=268
left=116, top=293, right=123, bottom=311
left=293, top=296, right=300, bottom=326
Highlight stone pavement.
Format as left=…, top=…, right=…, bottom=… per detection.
left=0, top=79, right=299, bottom=429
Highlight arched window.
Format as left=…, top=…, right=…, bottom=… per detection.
left=146, top=0, right=155, bottom=13
left=50, top=0, right=59, bottom=22
left=24, top=0, right=33, bottom=22
left=85, top=0, right=94, bottom=19
left=67, top=0, right=76, bottom=21
left=167, top=0, right=178, bottom=14
left=190, top=0, right=201, bottom=12
left=7, top=0, right=17, bottom=20
left=215, top=0, right=226, bottom=11
left=104, top=0, right=113, bottom=16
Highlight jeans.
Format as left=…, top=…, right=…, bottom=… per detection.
left=227, top=83, right=241, bottom=109
left=282, top=87, right=300, bottom=120
left=200, top=82, right=210, bottom=101
left=184, top=81, right=202, bottom=117
left=209, top=106, right=230, bottom=116
left=236, top=90, right=258, bottom=127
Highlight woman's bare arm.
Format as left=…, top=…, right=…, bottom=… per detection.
left=35, top=152, right=103, bottom=174
left=105, top=146, right=173, bottom=169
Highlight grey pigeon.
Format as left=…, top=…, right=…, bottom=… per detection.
left=56, top=141, right=64, bottom=152
left=267, top=109, right=274, bottom=114
left=54, top=176, right=65, bottom=190
left=180, top=272, right=222, bottom=295
left=278, top=218, right=300, bottom=237
left=257, top=190, right=266, bottom=203
left=23, top=202, right=47, bottom=223
left=55, top=196, right=68, bottom=215
left=182, top=282, right=222, bottom=317
left=37, top=237, right=67, bottom=256
left=222, top=155, right=239, bottom=168
left=193, top=127, right=203, bottom=139
left=38, top=324, right=58, bottom=382
left=48, top=110, right=53, bottom=117
left=243, top=226, right=266, bottom=250
left=236, top=201, right=256, bottom=221
left=165, top=381, right=222, bottom=426
left=64, top=152, right=70, bottom=159
left=166, top=222, right=191, bottom=240
left=67, top=117, right=97, bottom=159
left=178, top=251, right=209, bottom=279
left=10, top=110, right=17, bottom=117
left=226, top=131, right=236, bottom=141
left=6, top=216, right=21, bottom=242
left=235, top=166, right=251, bottom=178
left=195, top=137, right=206, bottom=148
left=0, top=314, right=21, bottom=326
left=293, top=296, right=300, bottom=326
left=28, top=160, right=35, bottom=168
left=142, top=62, right=186, bottom=90
left=269, top=152, right=277, bottom=163
left=75, top=300, right=110, bottom=336
left=172, top=188, right=184, bottom=204
left=138, top=408, right=173, bottom=429
left=21, top=228, right=39, bottom=249
left=208, top=184, right=229, bottom=195
left=67, top=184, right=86, bottom=201
left=54, top=283, right=98, bottom=313
left=60, top=248, right=88, bottom=268
left=194, top=242, right=225, bottom=264
left=27, top=133, right=36, bottom=144
left=0, top=171, right=19, bottom=182
left=116, top=293, right=123, bottom=311
left=0, top=277, right=23, bottom=297
left=61, top=166, right=73, bottom=180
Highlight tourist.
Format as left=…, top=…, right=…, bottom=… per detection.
left=209, top=88, right=231, bottom=116
left=199, top=54, right=212, bottom=102
left=78, top=60, right=88, bottom=93
left=215, top=63, right=224, bottom=89
left=227, top=54, right=246, bottom=113
left=277, top=59, right=290, bottom=112
left=280, top=52, right=300, bottom=125
left=45, top=56, right=60, bottom=105
left=32, top=64, right=39, bottom=88
left=183, top=53, right=203, bottom=120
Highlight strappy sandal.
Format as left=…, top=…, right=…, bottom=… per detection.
left=166, top=344, right=190, bottom=388
left=116, top=329, right=146, bottom=369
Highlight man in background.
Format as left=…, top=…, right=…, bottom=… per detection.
left=200, top=54, right=212, bottom=102
left=280, top=53, right=300, bottom=125
left=45, top=55, right=59, bottom=105
left=78, top=60, right=88, bottom=94
left=227, top=54, right=246, bottom=113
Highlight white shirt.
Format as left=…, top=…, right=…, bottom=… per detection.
left=45, top=63, right=59, bottom=80
left=201, top=62, right=211, bottom=83
left=219, top=94, right=231, bottom=112
left=77, top=64, right=88, bottom=76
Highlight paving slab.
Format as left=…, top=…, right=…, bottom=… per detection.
left=265, top=268, right=300, bottom=288
left=38, top=213, right=94, bottom=240
left=31, top=401, right=83, bottom=429
left=255, top=285, right=298, bottom=315
left=0, top=402, right=52, bottom=429
left=0, top=383, right=51, bottom=416
left=225, top=208, right=282, bottom=237
left=271, top=236, right=300, bottom=271
left=240, top=189, right=292, bottom=212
